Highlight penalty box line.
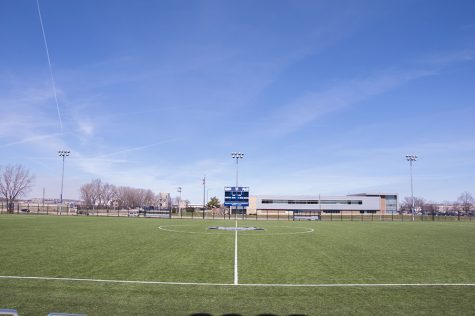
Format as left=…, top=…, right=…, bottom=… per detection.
left=1, top=276, right=474, bottom=287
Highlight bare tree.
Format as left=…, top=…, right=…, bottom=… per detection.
left=449, top=202, right=461, bottom=215
left=457, top=191, right=474, bottom=215
left=0, top=164, right=34, bottom=213
left=425, top=201, right=439, bottom=215
left=400, top=196, right=426, bottom=214
left=143, top=189, right=155, bottom=206
left=91, top=179, right=103, bottom=206
left=80, top=182, right=97, bottom=206
left=100, top=183, right=116, bottom=207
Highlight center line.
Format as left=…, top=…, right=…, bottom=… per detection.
left=234, top=219, right=238, bottom=285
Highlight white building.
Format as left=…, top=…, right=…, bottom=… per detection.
left=247, top=193, right=398, bottom=216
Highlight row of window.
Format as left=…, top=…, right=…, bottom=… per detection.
left=261, top=199, right=363, bottom=205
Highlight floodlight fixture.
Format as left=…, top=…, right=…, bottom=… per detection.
left=230, top=152, right=245, bottom=187
left=58, top=150, right=70, bottom=157
left=231, top=152, right=244, bottom=159
left=406, top=154, right=417, bottom=161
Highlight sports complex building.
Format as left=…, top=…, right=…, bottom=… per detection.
left=246, top=193, right=398, bottom=217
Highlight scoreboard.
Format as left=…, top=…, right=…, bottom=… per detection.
left=224, top=187, right=249, bottom=207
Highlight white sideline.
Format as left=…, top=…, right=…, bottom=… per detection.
left=1, top=275, right=474, bottom=287
left=234, top=219, right=238, bottom=285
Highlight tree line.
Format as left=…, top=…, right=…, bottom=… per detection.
left=0, top=163, right=474, bottom=214
left=400, top=191, right=475, bottom=215
left=80, top=179, right=162, bottom=209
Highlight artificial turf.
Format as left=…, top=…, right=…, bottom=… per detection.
left=0, top=215, right=474, bottom=315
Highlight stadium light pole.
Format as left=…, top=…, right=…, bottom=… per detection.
left=406, top=154, right=418, bottom=222
left=231, top=152, right=244, bottom=188
left=58, top=150, right=70, bottom=205
left=231, top=152, right=245, bottom=217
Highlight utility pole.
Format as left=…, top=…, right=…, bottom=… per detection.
left=177, top=187, right=182, bottom=217
left=202, top=176, right=206, bottom=219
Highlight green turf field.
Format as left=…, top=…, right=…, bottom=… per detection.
left=1, top=215, right=474, bottom=315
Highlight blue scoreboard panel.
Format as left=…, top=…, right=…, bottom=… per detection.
left=224, top=187, right=249, bottom=207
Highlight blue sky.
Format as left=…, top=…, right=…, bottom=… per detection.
left=1, top=0, right=474, bottom=204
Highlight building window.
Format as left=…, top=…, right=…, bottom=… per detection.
left=260, top=199, right=363, bottom=205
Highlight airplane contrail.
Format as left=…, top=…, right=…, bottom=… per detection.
left=36, top=0, right=63, bottom=132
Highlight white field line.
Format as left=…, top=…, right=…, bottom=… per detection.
left=234, top=219, right=238, bottom=285
left=0, top=276, right=474, bottom=287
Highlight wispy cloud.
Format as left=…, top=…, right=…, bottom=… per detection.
left=251, top=167, right=405, bottom=197
left=419, top=49, right=475, bottom=66
left=261, top=68, right=436, bottom=136
left=94, top=140, right=176, bottom=158
left=0, top=133, right=62, bottom=149
left=259, top=49, right=475, bottom=137
left=77, top=120, right=94, bottom=138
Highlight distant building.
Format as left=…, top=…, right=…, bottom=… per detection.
left=158, top=193, right=171, bottom=209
